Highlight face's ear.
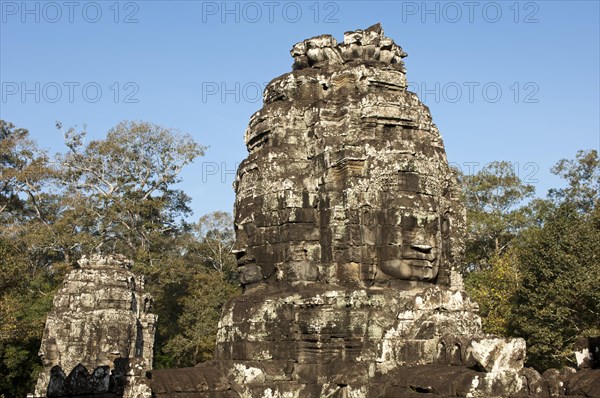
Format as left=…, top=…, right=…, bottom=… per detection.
left=448, top=179, right=467, bottom=266
left=434, top=168, right=467, bottom=286
left=441, top=212, right=451, bottom=240
left=441, top=173, right=467, bottom=282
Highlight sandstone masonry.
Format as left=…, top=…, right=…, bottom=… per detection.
left=33, top=254, right=156, bottom=398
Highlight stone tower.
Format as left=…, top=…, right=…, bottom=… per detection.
left=34, top=254, right=156, bottom=397
left=233, top=23, right=465, bottom=290
left=152, top=24, right=530, bottom=398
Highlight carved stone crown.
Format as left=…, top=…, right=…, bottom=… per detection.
left=77, top=253, right=133, bottom=270
left=290, top=23, right=407, bottom=71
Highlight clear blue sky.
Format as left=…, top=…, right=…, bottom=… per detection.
left=1, top=1, right=599, bottom=219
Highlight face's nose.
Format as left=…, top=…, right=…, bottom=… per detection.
left=231, top=248, right=246, bottom=262
left=232, top=222, right=248, bottom=264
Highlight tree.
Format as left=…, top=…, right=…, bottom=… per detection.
left=548, top=149, right=599, bottom=213
left=161, top=270, right=239, bottom=367
left=458, top=161, right=535, bottom=272
left=507, top=150, right=600, bottom=370
left=464, top=249, right=520, bottom=336
left=465, top=151, right=600, bottom=370
left=0, top=119, right=213, bottom=395
left=152, top=211, right=240, bottom=368
left=509, top=203, right=600, bottom=370
left=56, top=121, right=227, bottom=370
left=193, top=211, right=237, bottom=281
left=0, top=120, right=60, bottom=251
left=0, top=121, right=60, bottom=397
left=1, top=120, right=35, bottom=215
left=58, top=120, right=206, bottom=257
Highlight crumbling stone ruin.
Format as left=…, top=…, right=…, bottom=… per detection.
left=148, top=24, right=599, bottom=397
left=33, top=254, right=156, bottom=398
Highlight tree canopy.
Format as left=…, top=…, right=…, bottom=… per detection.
left=458, top=161, right=535, bottom=272
left=463, top=150, right=600, bottom=370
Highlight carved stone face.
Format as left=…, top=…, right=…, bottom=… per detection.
left=234, top=148, right=458, bottom=287
left=35, top=255, right=157, bottom=391
left=233, top=27, right=465, bottom=288
left=39, top=337, right=58, bottom=367
left=337, top=156, right=453, bottom=284
left=376, top=200, right=445, bottom=282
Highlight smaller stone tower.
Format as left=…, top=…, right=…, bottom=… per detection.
left=33, top=254, right=156, bottom=397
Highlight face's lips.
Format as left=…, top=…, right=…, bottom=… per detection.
left=378, top=258, right=439, bottom=280
left=405, top=259, right=436, bottom=268
left=401, top=250, right=437, bottom=262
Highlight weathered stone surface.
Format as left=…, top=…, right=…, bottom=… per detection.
left=151, top=362, right=238, bottom=396
left=46, top=363, right=121, bottom=397
left=234, top=23, right=465, bottom=290
left=34, top=254, right=156, bottom=398
left=148, top=24, right=600, bottom=398
left=150, top=24, right=527, bottom=398
left=563, top=369, right=600, bottom=397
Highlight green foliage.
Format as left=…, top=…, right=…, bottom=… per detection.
left=464, top=249, right=520, bottom=336
left=0, top=339, right=44, bottom=398
left=548, top=149, right=599, bottom=213
left=463, top=150, right=599, bottom=371
left=0, top=119, right=240, bottom=396
left=459, top=161, right=535, bottom=272
left=58, top=120, right=206, bottom=256
left=141, top=212, right=241, bottom=369
left=194, top=211, right=238, bottom=282
left=0, top=238, right=57, bottom=397
left=161, top=271, right=239, bottom=367
left=506, top=150, right=599, bottom=370
left=0, top=122, right=65, bottom=397
left=509, top=203, right=600, bottom=370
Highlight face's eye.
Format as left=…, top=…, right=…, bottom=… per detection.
left=401, top=215, right=417, bottom=228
